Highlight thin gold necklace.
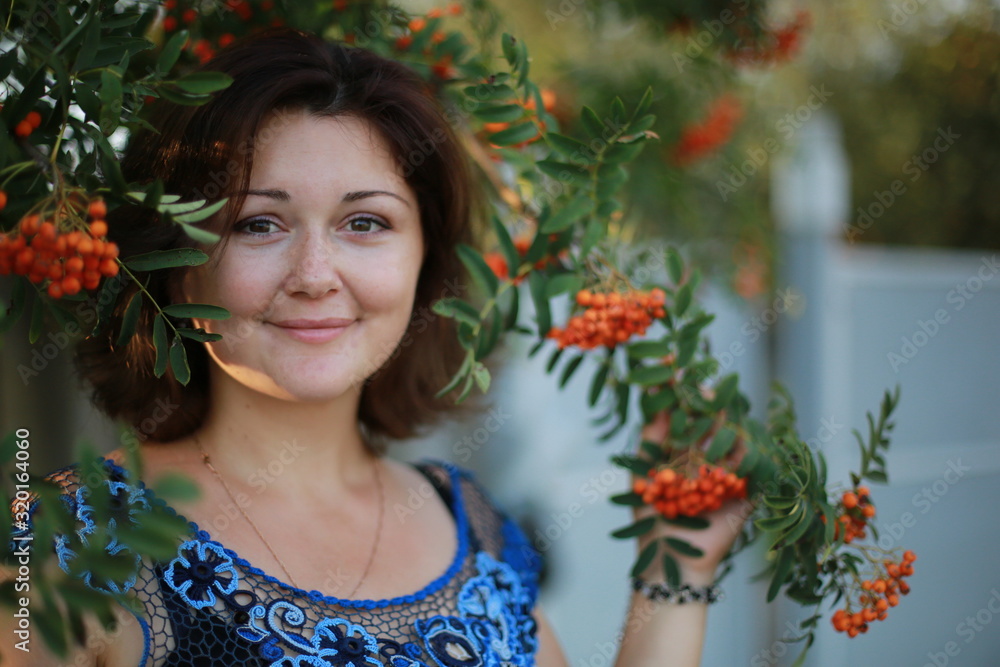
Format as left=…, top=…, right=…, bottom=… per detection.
left=193, top=434, right=385, bottom=599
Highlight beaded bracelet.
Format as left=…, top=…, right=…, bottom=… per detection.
left=631, top=577, right=724, bottom=604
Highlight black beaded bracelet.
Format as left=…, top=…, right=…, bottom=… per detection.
left=631, top=577, right=724, bottom=604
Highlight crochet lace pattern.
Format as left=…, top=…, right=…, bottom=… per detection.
left=11, top=457, right=543, bottom=666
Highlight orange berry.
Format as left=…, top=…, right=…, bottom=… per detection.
left=862, top=505, right=876, bottom=518
left=47, top=281, right=63, bottom=299
left=409, top=18, right=426, bottom=32
left=857, top=486, right=870, bottom=498
left=102, top=243, right=120, bottom=260
left=61, top=276, right=82, bottom=295
left=887, top=594, right=899, bottom=607
left=39, top=221, right=56, bottom=242
left=20, top=214, right=40, bottom=236
left=66, top=256, right=84, bottom=273
left=14, top=120, right=33, bottom=137
left=83, top=255, right=100, bottom=271
left=903, top=550, right=916, bottom=563
left=447, top=2, right=462, bottom=14
left=162, top=15, right=177, bottom=31
left=26, top=111, right=42, bottom=129
left=428, top=7, right=443, bottom=18
left=842, top=491, right=858, bottom=509
left=0, top=190, right=6, bottom=211
left=88, top=200, right=107, bottom=220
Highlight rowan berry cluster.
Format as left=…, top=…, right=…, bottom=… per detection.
left=831, top=550, right=916, bottom=637
left=547, top=288, right=667, bottom=350
left=633, top=463, right=748, bottom=519
left=0, top=198, right=120, bottom=298
left=12, top=110, right=42, bottom=138
left=835, top=486, right=875, bottom=543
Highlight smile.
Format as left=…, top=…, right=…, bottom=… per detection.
left=269, top=321, right=354, bottom=343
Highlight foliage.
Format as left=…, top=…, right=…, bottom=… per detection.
left=0, top=0, right=910, bottom=662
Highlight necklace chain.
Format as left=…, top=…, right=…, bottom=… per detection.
left=193, top=435, right=385, bottom=599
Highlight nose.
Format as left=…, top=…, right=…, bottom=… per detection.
left=282, top=228, right=343, bottom=299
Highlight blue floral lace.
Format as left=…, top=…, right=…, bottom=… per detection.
left=11, top=458, right=543, bottom=666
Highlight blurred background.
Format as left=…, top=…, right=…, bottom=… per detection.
left=2, top=0, right=999, bottom=664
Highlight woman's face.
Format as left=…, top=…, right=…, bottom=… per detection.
left=180, top=109, right=425, bottom=403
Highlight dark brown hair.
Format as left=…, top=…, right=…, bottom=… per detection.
left=75, top=28, right=487, bottom=449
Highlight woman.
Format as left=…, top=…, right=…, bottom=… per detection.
left=9, top=28, right=745, bottom=666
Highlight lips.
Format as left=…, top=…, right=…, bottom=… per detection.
left=269, top=318, right=355, bottom=343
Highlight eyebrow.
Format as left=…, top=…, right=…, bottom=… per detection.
left=246, top=188, right=411, bottom=207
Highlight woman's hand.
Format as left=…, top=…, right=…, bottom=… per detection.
left=631, top=410, right=753, bottom=584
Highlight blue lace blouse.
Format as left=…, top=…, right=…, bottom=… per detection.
left=14, top=457, right=544, bottom=666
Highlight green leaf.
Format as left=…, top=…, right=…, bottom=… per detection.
left=662, top=553, right=681, bottom=587
left=558, top=354, right=584, bottom=388
left=473, top=104, right=524, bottom=123
left=666, top=247, right=684, bottom=285
left=156, top=86, right=213, bottom=106
left=151, top=471, right=200, bottom=502
left=581, top=106, right=606, bottom=138
left=152, top=315, right=169, bottom=378
left=604, top=140, right=646, bottom=164
left=536, top=160, right=591, bottom=187
left=587, top=362, right=609, bottom=407
left=610, top=491, right=645, bottom=507
left=528, top=272, right=551, bottom=337
left=544, top=273, right=582, bottom=299
left=488, top=121, right=539, bottom=146
left=116, top=291, right=142, bottom=346
left=124, top=248, right=209, bottom=271
left=713, top=374, right=740, bottom=410
left=610, top=97, right=627, bottom=126
left=172, top=198, right=228, bottom=223
left=158, top=30, right=189, bottom=74
left=501, top=33, right=518, bottom=66
left=162, top=304, right=231, bottom=320
left=664, top=537, right=703, bottom=558
left=674, top=283, right=692, bottom=318
left=632, top=86, right=654, bottom=120
left=546, top=133, right=593, bottom=163
left=611, top=454, right=652, bottom=476
left=464, top=83, right=516, bottom=102
left=471, top=361, right=491, bottom=393
left=661, top=515, right=710, bottom=530
left=596, top=164, right=628, bottom=201
left=456, top=243, right=499, bottom=297
left=706, top=428, right=738, bottom=463
left=631, top=540, right=658, bottom=577
left=434, top=351, right=473, bottom=398
left=541, top=194, right=594, bottom=234
left=99, top=68, right=123, bottom=135
left=767, top=548, right=794, bottom=602
left=626, top=364, right=673, bottom=386
left=627, top=340, right=671, bottom=359
left=173, top=71, right=234, bottom=94
left=179, top=222, right=222, bottom=244
left=176, top=328, right=223, bottom=342
left=431, top=298, right=481, bottom=328
left=492, top=216, right=521, bottom=275
left=611, top=516, right=655, bottom=539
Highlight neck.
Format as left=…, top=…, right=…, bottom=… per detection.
left=175, top=363, right=379, bottom=499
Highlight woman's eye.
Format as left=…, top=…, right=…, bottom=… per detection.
left=346, top=216, right=389, bottom=234
left=235, top=218, right=277, bottom=235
